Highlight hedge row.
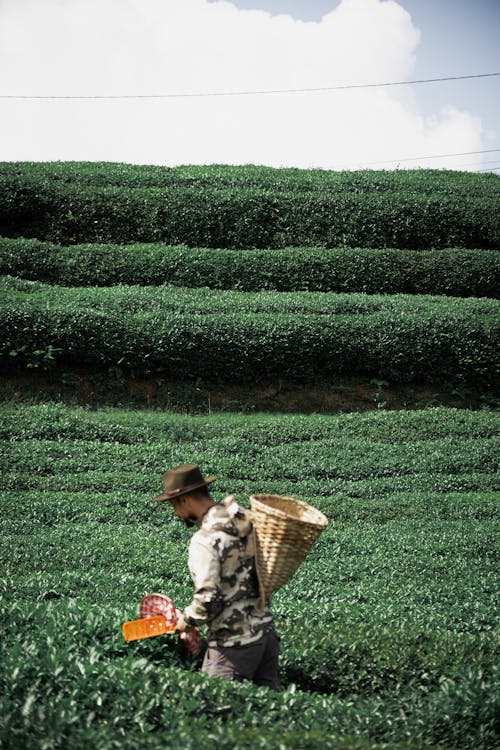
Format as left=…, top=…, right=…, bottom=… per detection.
left=2, top=161, right=499, bottom=196
left=1, top=237, right=499, bottom=297
left=1, top=278, right=498, bottom=386
left=1, top=163, right=498, bottom=249
left=4, top=435, right=496, bottom=492
left=3, top=402, right=498, bottom=445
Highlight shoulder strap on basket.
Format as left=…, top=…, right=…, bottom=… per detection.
left=251, top=523, right=269, bottom=612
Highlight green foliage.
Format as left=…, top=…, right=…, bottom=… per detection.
left=1, top=236, right=498, bottom=297
left=1, top=157, right=499, bottom=748
left=1, top=404, right=499, bottom=748
left=1, top=277, right=498, bottom=386
left=0, top=162, right=498, bottom=249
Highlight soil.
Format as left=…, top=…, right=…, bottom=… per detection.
left=0, top=366, right=495, bottom=413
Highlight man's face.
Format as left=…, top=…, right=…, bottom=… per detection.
left=170, top=495, right=199, bottom=528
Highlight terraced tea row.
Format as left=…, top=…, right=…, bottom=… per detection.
left=2, top=237, right=498, bottom=297
left=2, top=277, right=498, bottom=386
left=5, top=161, right=500, bottom=194
left=2, top=163, right=498, bottom=248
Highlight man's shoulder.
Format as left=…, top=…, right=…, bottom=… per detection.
left=190, top=522, right=234, bottom=549
left=188, top=521, right=230, bottom=550
left=190, top=496, right=253, bottom=553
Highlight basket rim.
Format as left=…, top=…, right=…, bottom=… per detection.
left=250, top=493, right=328, bottom=528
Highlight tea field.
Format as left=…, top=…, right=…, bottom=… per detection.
left=0, top=404, right=499, bottom=749
left=1, top=162, right=499, bottom=749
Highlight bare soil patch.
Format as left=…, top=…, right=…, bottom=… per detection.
left=0, top=367, right=494, bottom=413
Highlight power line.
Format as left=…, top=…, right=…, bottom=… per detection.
left=431, top=161, right=500, bottom=172
left=338, top=148, right=500, bottom=169
left=399, top=158, right=500, bottom=172
left=443, top=158, right=500, bottom=170
left=1, top=72, right=498, bottom=99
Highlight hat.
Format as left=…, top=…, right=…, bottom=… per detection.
left=155, top=464, right=216, bottom=502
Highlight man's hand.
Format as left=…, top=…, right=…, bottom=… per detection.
left=175, top=612, right=194, bottom=633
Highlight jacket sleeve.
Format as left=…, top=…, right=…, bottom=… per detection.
left=183, top=536, right=224, bottom=626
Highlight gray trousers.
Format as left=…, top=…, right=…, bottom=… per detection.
left=201, top=630, right=282, bottom=691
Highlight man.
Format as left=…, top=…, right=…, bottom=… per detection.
left=155, top=463, right=281, bottom=691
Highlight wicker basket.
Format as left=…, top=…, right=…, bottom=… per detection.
left=249, top=494, right=328, bottom=607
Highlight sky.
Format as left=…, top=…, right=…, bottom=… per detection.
left=0, top=0, right=499, bottom=172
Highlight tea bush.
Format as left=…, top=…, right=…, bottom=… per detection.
left=1, top=237, right=498, bottom=297
left=1, top=163, right=498, bottom=249
left=1, top=278, right=498, bottom=386
left=1, top=404, right=499, bottom=748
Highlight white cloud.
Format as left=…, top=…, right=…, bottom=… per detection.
left=0, top=0, right=486, bottom=169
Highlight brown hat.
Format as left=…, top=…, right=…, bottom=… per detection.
left=155, top=464, right=216, bottom=502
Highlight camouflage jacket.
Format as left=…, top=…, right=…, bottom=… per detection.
left=183, top=496, right=274, bottom=647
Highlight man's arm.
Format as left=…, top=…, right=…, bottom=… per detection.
left=180, top=537, right=224, bottom=628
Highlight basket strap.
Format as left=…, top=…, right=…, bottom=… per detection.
left=251, top=523, right=269, bottom=612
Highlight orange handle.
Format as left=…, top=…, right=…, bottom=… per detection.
left=122, top=615, right=177, bottom=642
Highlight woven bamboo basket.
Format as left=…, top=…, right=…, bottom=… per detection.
left=249, top=494, right=328, bottom=607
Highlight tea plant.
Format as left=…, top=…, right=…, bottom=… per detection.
left=1, top=404, right=498, bottom=749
